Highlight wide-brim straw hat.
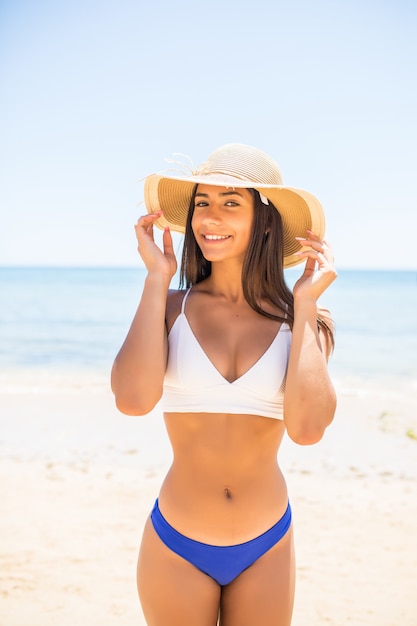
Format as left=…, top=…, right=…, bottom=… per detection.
left=144, top=143, right=325, bottom=268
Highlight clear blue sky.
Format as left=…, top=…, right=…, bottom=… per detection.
left=1, top=0, right=416, bottom=269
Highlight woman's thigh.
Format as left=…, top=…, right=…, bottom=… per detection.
left=219, top=526, right=296, bottom=626
left=137, top=517, right=221, bottom=626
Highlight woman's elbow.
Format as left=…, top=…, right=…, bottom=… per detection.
left=112, top=387, right=162, bottom=416
left=286, top=400, right=337, bottom=446
left=111, top=366, right=163, bottom=416
left=114, top=397, right=153, bottom=416
left=287, top=423, right=326, bottom=446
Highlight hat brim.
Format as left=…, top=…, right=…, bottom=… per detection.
left=144, top=173, right=325, bottom=269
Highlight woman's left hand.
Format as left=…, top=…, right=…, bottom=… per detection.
left=292, top=230, right=337, bottom=303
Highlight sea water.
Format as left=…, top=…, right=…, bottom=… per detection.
left=1, top=266, right=416, bottom=473
left=0, top=266, right=416, bottom=382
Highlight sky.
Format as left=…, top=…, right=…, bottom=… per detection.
left=0, top=0, right=416, bottom=269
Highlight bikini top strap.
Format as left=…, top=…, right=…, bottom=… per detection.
left=180, top=287, right=192, bottom=314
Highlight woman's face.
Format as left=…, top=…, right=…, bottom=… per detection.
left=191, top=185, right=255, bottom=264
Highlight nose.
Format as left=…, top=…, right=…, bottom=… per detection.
left=200, top=204, right=221, bottom=225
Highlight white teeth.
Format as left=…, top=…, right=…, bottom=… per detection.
left=204, top=235, right=230, bottom=240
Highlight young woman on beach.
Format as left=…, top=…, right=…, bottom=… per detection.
left=111, top=143, right=337, bottom=626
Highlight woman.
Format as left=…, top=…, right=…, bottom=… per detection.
left=111, top=143, right=337, bottom=626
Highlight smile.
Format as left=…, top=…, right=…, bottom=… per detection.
left=202, top=234, right=231, bottom=241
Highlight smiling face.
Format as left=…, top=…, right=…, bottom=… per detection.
left=191, top=185, right=255, bottom=264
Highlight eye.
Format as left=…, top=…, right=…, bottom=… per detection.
left=194, top=200, right=208, bottom=208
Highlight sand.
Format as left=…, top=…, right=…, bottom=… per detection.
left=1, top=371, right=417, bottom=625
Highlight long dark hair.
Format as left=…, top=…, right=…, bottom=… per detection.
left=179, top=187, right=334, bottom=349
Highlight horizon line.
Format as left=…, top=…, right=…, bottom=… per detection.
left=0, top=264, right=416, bottom=272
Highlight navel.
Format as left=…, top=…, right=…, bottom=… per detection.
left=224, top=487, right=233, bottom=500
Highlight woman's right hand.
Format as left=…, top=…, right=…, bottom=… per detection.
left=134, top=212, right=177, bottom=279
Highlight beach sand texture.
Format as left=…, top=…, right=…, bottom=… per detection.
left=1, top=373, right=417, bottom=626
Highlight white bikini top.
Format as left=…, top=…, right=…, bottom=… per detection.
left=162, top=289, right=291, bottom=420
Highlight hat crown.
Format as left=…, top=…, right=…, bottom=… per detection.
left=196, top=143, right=283, bottom=186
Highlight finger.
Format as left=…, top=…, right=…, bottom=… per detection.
left=295, top=234, right=325, bottom=254
left=135, top=222, right=152, bottom=242
left=303, top=254, right=317, bottom=274
left=136, top=211, right=163, bottom=228
left=135, top=212, right=163, bottom=238
left=294, top=248, right=322, bottom=262
left=306, top=229, right=321, bottom=239
left=162, top=227, right=175, bottom=256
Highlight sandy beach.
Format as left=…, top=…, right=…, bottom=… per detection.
left=1, top=371, right=417, bottom=625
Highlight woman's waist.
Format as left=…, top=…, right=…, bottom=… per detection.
left=157, top=466, right=289, bottom=544
left=167, top=449, right=283, bottom=491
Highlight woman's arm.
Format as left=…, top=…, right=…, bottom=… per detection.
left=284, top=232, right=337, bottom=445
left=111, top=214, right=177, bottom=416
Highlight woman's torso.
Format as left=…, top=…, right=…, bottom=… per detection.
left=158, top=286, right=290, bottom=545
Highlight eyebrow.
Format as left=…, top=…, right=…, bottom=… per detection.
left=194, top=190, right=245, bottom=198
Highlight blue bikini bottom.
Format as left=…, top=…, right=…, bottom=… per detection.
left=150, top=499, right=292, bottom=586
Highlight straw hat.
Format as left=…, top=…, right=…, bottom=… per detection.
left=144, top=143, right=325, bottom=268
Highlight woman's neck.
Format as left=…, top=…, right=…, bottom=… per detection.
left=199, top=263, right=246, bottom=303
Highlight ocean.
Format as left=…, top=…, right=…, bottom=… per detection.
left=1, top=266, right=416, bottom=383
